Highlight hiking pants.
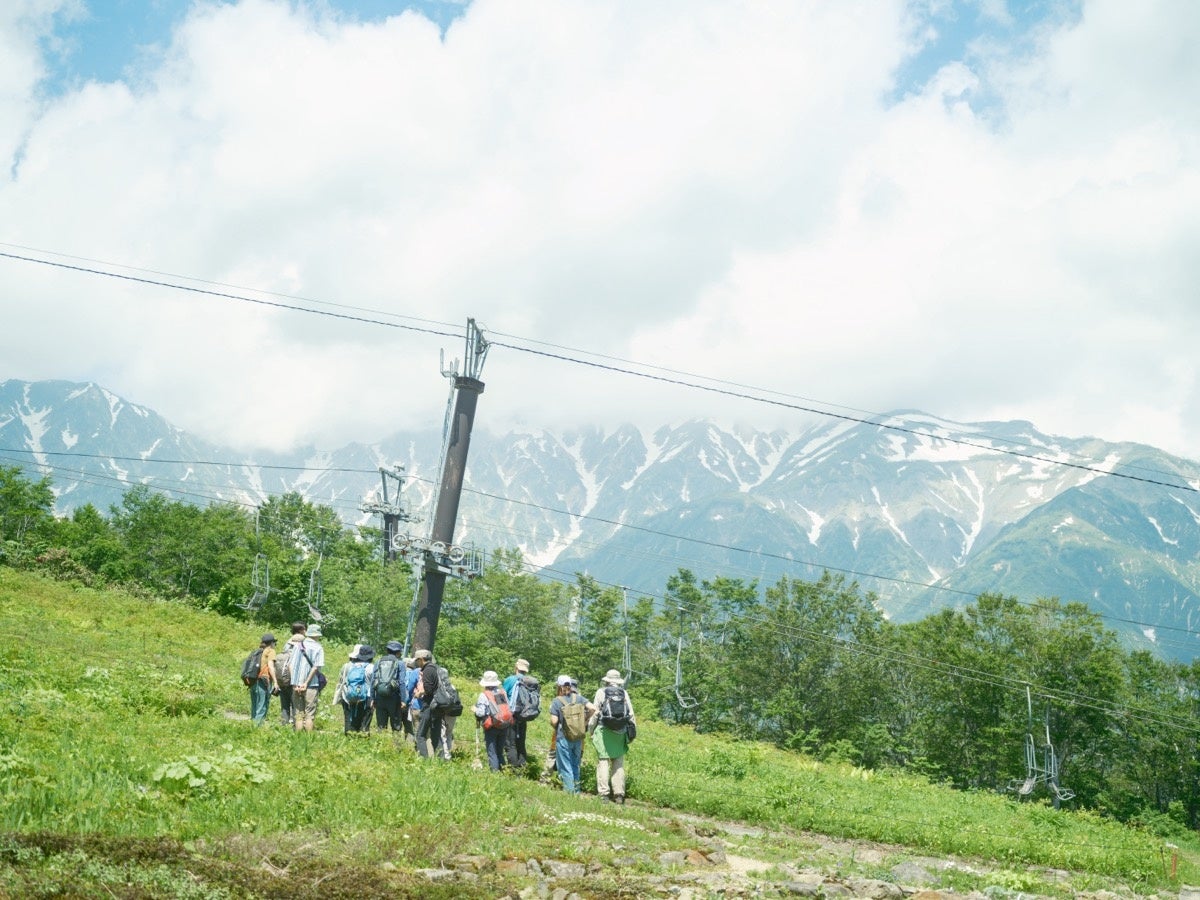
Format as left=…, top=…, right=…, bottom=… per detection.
left=555, top=734, right=583, bottom=794
left=596, top=754, right=626, bottom=799
left=249, top=678, right=271, bottom=724
left=374, top=694, right=405, bottom=731
left=506, top=719, right=527, bottom=767
left=279, top=683, right=295, bottom=726
left=483, top=726, right=509, bottom=770
left=341, top=700, right=372, bottom=734
left=416, top=707, right=445, bottom=758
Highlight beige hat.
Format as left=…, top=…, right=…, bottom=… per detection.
left=480, top=670, right=501, bottom=688
left=515, top=658, right=530, bottom=673
left=602, top=669, right=625, bottom=686
left=306, top=624, right=323, bottom=639
left=414, top=649, right=432, bottom=661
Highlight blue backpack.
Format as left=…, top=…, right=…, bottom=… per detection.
left=344, top=662, right=370, bottom=704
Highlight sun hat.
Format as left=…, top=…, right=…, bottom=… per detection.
left=358, top=644, right=374, bottom=661
left=515, top=658, right=530, bottom=673
left=306, top=624, right=323, bottom=639
left=350, top=643, right=365, bottom=661
left=602, top=669, right=625, bottom=686
left=385, top=639, right=403, bottom=654
left=556, top=674, right=573, bottom=688
left=480, top=670, right=501, bottom=688
left=414, top=648, right=432, bottom=661
left=260, top=633, right=276, bottom=644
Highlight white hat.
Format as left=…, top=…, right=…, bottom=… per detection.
left=306, top=624, right=323, bottom=639
left=480, top=670, right=501, bottom=688
left=602, top=669, right=625, bottom=686
left=556, top=674, right=574, bottom=688
left=515, top=658, right=530, bottom=673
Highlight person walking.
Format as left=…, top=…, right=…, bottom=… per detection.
left=334, top=644, right=375, bottom=735
left=403, top=657, right=420, bottom=744
left=275, top=626, right=301, bottom=727
left=244, top=633, right=277, bottom=725
left=473, top=670, right=514, bottom=771
left=289, top=623, right=326, bottom=732
left=550, top=675, right=592, bottom=795
left=502, top=658, right=535, bottom=767
left=412, top=649, right=445, bottom=758
left=590, top=669, right=635, bottom=803
left=372, top=640, right=407, bottom=734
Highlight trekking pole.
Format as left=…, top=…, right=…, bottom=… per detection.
left=472, top=724, right=483, bottom=771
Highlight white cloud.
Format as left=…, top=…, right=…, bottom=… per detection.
left=1, top=0, right=1197, bottom=461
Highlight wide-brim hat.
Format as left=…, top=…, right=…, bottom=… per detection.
left=306, top=624, right=323, bottom=639
left=385, top=640, right=403, bottom=654
left=260, top=633, right=276, bottom=644
left=515, top=658, right=530, bottom=673
left=602, top=669, right=625, bottom=685
left=480, top=670, right=501, bottom=687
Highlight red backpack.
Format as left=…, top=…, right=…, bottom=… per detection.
left=483, top=688, right=514, bottom=730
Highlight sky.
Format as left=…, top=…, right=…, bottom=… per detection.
left=2, top=0, right=1198, bottom=460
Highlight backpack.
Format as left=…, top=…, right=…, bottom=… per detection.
left=482, top=688, right=514, bottom=730
left=599, top=685, right=630, bottom=730
left=510, top=675, right=541, bottom=721
left=240, top=647, right=264, bottom=686
left=374, top=656, right=401, bottom=698
left=273, top=643, right=295, bottom=689
left=344, top=662, right=370, bottom=704
left=430, top=665, right=463, bottom=716
left=559, top=696, right=587, bottom=741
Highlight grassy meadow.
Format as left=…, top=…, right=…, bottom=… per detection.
left=1, top=565, right=1197, bottom=899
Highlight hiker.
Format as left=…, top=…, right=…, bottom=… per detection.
left=244, top=633, right=277, bottom=725
left=473, top=670, right=514, bottom=771
left=403, top=657, right=420, bottom=742
left=549, top=674, right=592, bottom=795
left=373, top=640, right=407, bottom=734
left=502, top=658, right=535, bottom=767
left=334, top=643, right=375, bottom=735
left=439, top=694, right=459, bottom=761
left=278, top=622, right=306, bottom=727
left=590, top=669, right=635, bottom=804
left=289, top=623, right=326, bottom=732
left=412, top=649, right=445, bottom=758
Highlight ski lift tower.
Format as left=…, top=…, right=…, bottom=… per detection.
left=410, top=318, right=488, bottom=654
left=361, top=465, right=414, bottom=562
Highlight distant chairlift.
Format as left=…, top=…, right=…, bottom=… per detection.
left=1008, top=685, right=1074, bottom=806
left=674, top=605, right=700, bottom=711
left=239, top=513, right=270, bottom=612
left=306, top=552, right=334, bottom=626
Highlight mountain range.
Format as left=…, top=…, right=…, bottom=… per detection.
left=3, top=377, right=1200, bottom=660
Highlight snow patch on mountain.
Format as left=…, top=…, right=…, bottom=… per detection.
left=101, top=388, right=123, bottom=428
left=799, top=505, right=824, bottom=544
left=1148, top=517, right=1179, bottom=546
left=61, top=428, right=78, bottom=449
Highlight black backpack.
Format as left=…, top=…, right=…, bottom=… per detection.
left=430, top=665, right=463, bottom=716
left=599, top=684, right=630, bottom=729
left=374, top=656, right=402, bottom=698
left=510, top=675, right=541, bottom=721
left=240, top=647, right=264, bottom=686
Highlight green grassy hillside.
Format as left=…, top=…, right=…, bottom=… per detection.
left=1, top=566, right=1195, bottom=899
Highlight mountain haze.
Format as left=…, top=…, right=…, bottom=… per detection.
left=3, top=378, right=1199, bottom=659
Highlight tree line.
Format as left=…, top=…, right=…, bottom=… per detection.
left=2, top=464, right=1197, bottom=834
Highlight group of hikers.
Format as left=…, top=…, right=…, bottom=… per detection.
left=241, top=623, right=637, bottom=801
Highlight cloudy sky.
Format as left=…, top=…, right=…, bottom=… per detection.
left=2, top=0, right=1198, bottom=459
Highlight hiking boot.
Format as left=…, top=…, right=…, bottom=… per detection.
left=600, top=794, right=612, bottom=802
left=614, top=794, right=625, bottom=805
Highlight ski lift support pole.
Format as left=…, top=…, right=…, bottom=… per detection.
left=411, top=318, right=488, bottom=654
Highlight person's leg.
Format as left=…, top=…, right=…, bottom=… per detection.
left=250, top=681, right=268, bottom=723
left=503, top=723, right=518, bottom=768
left=301, top=688, right=318, bottom=732
left=611, top=755, right=626, bottom=801
left=416, top=708, right=434, bottom=757
left=486, top=730, right=503, bottom=770
left=595, top=757, right=611, bottom=798
left=514, top=720, right=528, bottom=767
left=569, top=740, right=583, bottom=794
left=341, top=701, right=354, bottom=734
left=555, top=735, right=576, bottom=792
left=279, top=685, right=294, bottom=726
left=440, top=716, right=456, bottom=760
